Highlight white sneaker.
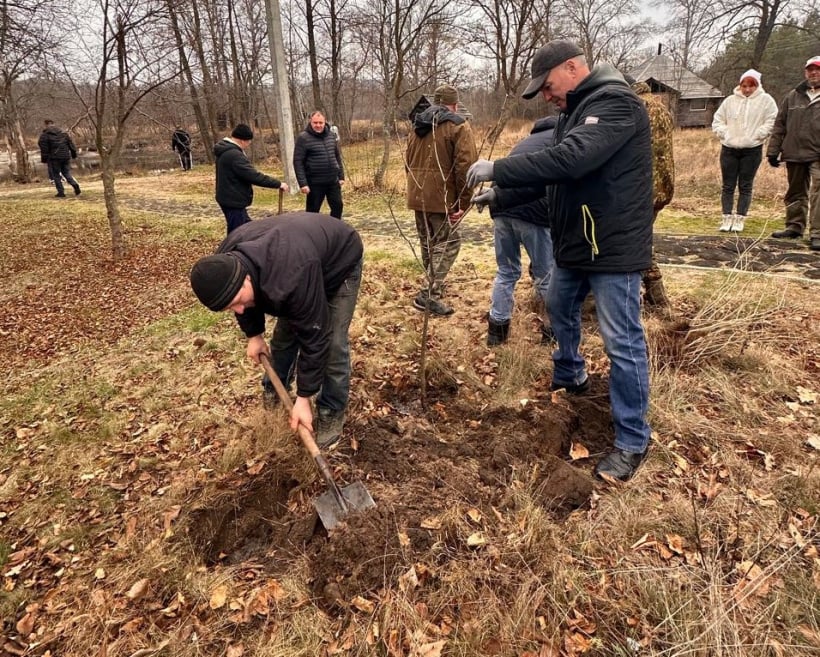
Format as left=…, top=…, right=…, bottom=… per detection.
left=719, top=215, right=733, bottom=232
left=730, top=215, right=745, bottom=232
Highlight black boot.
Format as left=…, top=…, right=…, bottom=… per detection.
left=486, top=315, right=510, bottom=346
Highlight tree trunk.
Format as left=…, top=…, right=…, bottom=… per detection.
left=374, top=95, right=394, bottom=190
left=305, top=0, right=323, bottom=111
left=100, top=158, right=126, bottom=259
left=167, top=0, right=213, bottom=162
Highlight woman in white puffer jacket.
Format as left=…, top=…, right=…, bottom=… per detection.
left=712, top=69, right=778, bottom=232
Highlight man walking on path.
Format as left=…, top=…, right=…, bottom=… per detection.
left=766, top=56, right=820, bottom=251
left=38, top=119, right=81, bottom=198
left=469, top=40, right=654, bottom=482
left=214, top=123, right=289, bottom=234
left=405, top=84, right=478, bottom=317
left=293, top=111, right=345, bottom=219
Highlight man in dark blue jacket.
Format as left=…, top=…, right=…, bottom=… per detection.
left=484, top=117, right=556, bottom=346
left=469, top=40, right=654, bottom=482
left=293, top=111, right=345, bottom=219
left=189, top=212, right=363, bottom=448
left=214, top=123, right=289, bottom=234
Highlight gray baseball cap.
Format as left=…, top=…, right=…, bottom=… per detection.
left=522, top=40, right=584, bottom=99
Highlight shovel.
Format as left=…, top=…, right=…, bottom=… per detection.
left=259, top=353, right=375, bottom=530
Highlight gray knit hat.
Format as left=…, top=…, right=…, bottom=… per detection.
left=190, top=254, right=246, bottom=311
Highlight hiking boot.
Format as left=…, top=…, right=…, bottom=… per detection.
left=55, top=193, right=66, bottom=198
left=811, top=237, right=820, bottom=251
left=594, top=448, right=647, bottom=482
left=486, top=315, right=510, bottom=346
left=315, top=408, right=345, bottom=448
left=413, top=293, right=454, bottom=317
left=549, top=377, right=590, bottom=395
left=719, top=214, right=733, bottom=232
left=73, top=184, right=81, bottom=196
left=729, top=215, right=745, bottom=232
left=771, top=228, right=801, bottom=239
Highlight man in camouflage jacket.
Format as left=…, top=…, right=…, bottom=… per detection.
left=632, top=81, right=674, bottom=307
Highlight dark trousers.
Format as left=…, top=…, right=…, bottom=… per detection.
left=783, top=161, right=820, bottom=237
left=719, top=145, right=762, bottom=216
left=305, top=182, right=343, bottom=219
left=50, top=159, right=79, bottom=195
left=175, top=149, right=192, bottom=170
left=219, top=205, right=251, bottom=234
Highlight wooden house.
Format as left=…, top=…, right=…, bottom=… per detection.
left=628, top=52, right=725, bottom=127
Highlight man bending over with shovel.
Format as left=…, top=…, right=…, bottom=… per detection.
left=189, top=212, right=363, bottom=447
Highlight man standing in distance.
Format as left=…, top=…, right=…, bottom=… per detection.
left=766, top=56, right=820, bottom=251
left=214, top=123, right=289, bottom=234
left=293, top=110, right=345, bottom=219
left=406, top=84, right=477, bottom=317
left=469, top=41, right=654, bottom=481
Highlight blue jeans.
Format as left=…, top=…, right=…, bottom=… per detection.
left=267, top=259, right=362, bottom=413
left=548, top=267, right=651, bottom=454
left=489, top=216, right=553, bottom=322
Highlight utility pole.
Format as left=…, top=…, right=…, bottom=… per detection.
left=265, top=0, right=296, bottom=188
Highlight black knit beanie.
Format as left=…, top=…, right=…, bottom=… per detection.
left=231, top=123, right=254, bottom=140
left=190, top=254, right=246, bottom=311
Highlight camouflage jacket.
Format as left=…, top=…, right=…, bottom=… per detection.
left=633, top=82, right=675, bottom=213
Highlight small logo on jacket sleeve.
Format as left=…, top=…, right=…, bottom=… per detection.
left=584, top=116, right=600, bottom=125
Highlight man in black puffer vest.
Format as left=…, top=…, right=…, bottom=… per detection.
left=38, top=119, right=81, bottom=198
left=293, top=111, right=345, bottom=219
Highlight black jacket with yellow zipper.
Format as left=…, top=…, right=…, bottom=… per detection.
left=493, top=64, right=653, bottom=272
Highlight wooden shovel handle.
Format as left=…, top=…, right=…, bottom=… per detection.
left=259, top=353, right=321, bottom=459
left=277, top=187, right=284, bottom=215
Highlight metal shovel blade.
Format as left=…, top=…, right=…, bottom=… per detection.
left=314, top=480, right=376, bottom=530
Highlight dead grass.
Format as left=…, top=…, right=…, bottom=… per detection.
left=1, top=128, right=818, bottom=656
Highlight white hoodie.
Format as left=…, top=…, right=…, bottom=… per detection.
left=712, top=84, right=778, bottom=149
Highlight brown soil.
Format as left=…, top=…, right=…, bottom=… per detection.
left=184, top=383, right=600, bottom=605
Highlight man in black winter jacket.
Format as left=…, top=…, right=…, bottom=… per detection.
left=189, top=212, right=363, bottom=448
left=38, top=119, right=81, bottom=198
left=469, top=40, right=654, bottom=482
left=293, top=111, right=345, bottom=219
left=214, top=123, right=289, bottom=234
left=171, top=128, right=192, bottom=171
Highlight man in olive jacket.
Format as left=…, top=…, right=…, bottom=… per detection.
left=766, top=56, right=820, bottom=251
left=469, top=40, right=654, bottom=482
left=214, top=123, right=289, bottom=234
left=38, top=119, right=81, bottom=198
left=405, top=84, right=477, bottom=316
left=189, top=212, right=363, bottom=447
left=293, top=110, right=345, bottom=219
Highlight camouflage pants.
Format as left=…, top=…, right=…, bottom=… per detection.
left=414, top=210, right=461, bottom=297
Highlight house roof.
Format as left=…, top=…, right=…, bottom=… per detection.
left=628, top=54, right=724, bottom=99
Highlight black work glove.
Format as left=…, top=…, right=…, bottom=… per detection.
left=767, top=155, right=780, bottom=168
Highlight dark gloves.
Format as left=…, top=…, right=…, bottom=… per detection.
left=767, top=155, right=780, bottom=168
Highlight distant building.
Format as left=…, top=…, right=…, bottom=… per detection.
left=628, top=49, right=725, bottom=128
